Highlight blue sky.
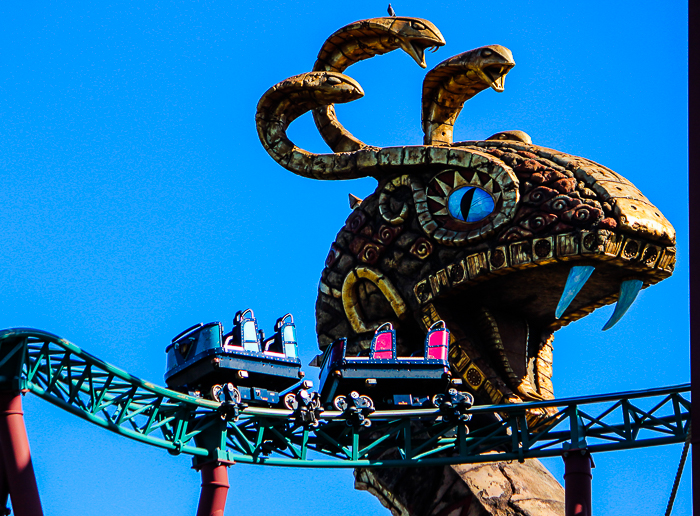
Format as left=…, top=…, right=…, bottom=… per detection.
left=0, top=1, right=689, bottom=514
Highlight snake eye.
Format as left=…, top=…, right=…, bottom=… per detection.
left=482, top=49, right=493, bottom=57
left=448, top=186, right=494, bottom=222
left=422, top=166, right=519, bottom=245
left=411, top=21, right=426, bottom=30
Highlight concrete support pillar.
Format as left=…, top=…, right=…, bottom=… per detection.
left=563, top=449, right=593, bottom=516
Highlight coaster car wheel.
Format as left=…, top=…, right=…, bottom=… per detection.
left=333, top=395, right=349, bottom=411
left=212, top=383, right=241, bottom=404
left=284, top=392, right=298, bottom=410
left=358, top=395, right=374, bottom=410
left=432, top=394, right=445, bottom=408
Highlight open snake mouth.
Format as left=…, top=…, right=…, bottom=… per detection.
left=416, top=229, right=674, bottom=329
left=482, top=64, right=513, bottom=92
left=403, top=38, right=445, bottom=68
left=410, top=228, right=674, bottom=401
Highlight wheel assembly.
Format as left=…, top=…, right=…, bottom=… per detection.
left=359, top=395, right=374, bottom=410
left=431, top=394, right=444, bottom=408
left=333, top=395, right=349, bottom=411
left=284, top=392, right=298, bottom=410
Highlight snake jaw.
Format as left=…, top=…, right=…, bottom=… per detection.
left=400, top=39, right=428, bottom=68
left=476, top=47, right=515, bottom=93
left=483, top=64, right=513, bottom=92
left=398, top=36, right=446, bottom=68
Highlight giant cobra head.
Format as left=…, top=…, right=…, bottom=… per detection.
left=256, top=17, right=676, bottom=409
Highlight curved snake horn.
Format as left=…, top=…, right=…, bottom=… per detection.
left=256, top=72, right=372, bottom=181
left=422, top=45, right=515, bottom=146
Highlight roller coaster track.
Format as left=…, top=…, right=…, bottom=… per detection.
left=0, top=328, right=691, bottom=468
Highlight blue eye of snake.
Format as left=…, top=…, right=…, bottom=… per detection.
left=447, top=187, right=494, bottom=223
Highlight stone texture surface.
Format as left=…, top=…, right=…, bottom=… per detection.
left=355, top=459, right=564, bottom=516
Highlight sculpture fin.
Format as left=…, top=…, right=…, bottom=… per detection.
left=349, top=194, right=363, bottom=209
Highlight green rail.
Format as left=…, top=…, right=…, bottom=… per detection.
left=0, top=328, right=690, bottom=468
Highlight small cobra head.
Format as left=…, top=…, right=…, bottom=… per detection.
left=386, top=17, right=446, bottom=68
left=422, top=45, right=516, bottom=145
left=256, top=72, right=369, bottom=180
left=486, top=130, right=532, bottom=144
left=469, top=45, right=515, bottom=91
left=439, top=44, right=515, bottom=92
left=311, top=16, right=445, bottom=153
left=314, top=16, right=445, bottom=73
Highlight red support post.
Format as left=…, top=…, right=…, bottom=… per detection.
left=563, top=449, right=593, bottom=516
left=195, top=461, right=232, bottom=516
left=0, top=391, right=43, bottom=516
left=0, top=445, right=10, bottom=515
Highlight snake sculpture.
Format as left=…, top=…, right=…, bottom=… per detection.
left=256, top=15, right=675, bottom=516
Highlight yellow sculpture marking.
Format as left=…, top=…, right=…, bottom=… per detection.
left=342, top=266, right=407, bottom=334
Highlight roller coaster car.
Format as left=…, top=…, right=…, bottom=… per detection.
left=165, top=310, right=308, bottom=408
left=317, top=321, right=460, bottom=411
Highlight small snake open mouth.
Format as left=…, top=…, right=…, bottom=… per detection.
left=407, top=39, right=445, bottom=68
left=483, top=64, right=512, bottom=92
